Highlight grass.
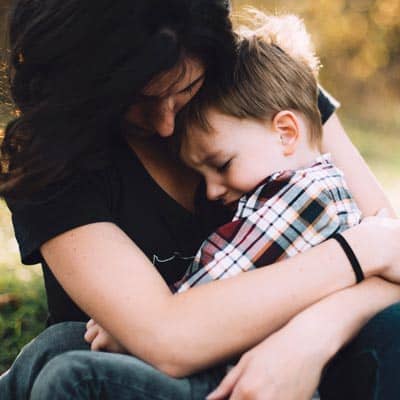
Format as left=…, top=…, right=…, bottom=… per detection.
left=0, top=115, right=398, bottom=374
left=0, top=267, right=47, bottom=374
left=0, top=199, right=47, bottom=374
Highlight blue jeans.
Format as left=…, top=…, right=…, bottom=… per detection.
left=1, top=302, right=400, bottom=400
left=0, top=322, right=225, bottom=400
left=319, top=301, right=400, bottom=400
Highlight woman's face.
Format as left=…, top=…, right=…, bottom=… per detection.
left=125, top=58, right=205, bottom=138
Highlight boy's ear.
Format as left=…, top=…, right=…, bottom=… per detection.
left=272, top=111, right=300, bottom=156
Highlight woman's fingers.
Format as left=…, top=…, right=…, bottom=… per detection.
left=206, top=364, right=243, bottom=400
left=229, top=380, right=265, bottom=400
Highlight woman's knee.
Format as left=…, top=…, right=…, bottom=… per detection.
left=29, top=350, right=167, bottom=400
left=0, top=322, right=89, bottom=400
left=30, top=350, right=221, bottom=400
left=30, top=351, right=102, bottom=400
left=11, top=321, right=89, bottom=383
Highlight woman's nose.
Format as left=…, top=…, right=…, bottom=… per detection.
left=155, top=97, right=176, bottom=137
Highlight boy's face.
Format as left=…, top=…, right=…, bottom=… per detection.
left=181, top=109, right=289, bottom=205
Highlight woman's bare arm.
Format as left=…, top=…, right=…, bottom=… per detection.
left=207, top=277, right=400, bottom=400
left=40, top=115, right=399, bottom=377
left=291, top=277, right=400, bottom=362
left=322, top=113, right=397, bottom=217
left=40, top=213, right=398, bottom=377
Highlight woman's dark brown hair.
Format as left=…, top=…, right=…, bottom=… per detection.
left=0, top=0, right=236, bottom=199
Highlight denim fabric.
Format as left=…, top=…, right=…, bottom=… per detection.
left=2, top=302, right=400, bottom=400
left=30, top=350, right=225, bottom=400
left=0, top=322, right=90, bottom=400
left=320, top=302, right=400, bottom=400
left=0, top=322, right=225, bottom=400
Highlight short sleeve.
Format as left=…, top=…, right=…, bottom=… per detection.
left=318, top=86, right=340, bottom=124
left=6, top=170, right=116, bottom=265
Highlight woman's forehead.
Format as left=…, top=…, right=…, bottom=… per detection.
left=143, top=57, right=205, bottom=97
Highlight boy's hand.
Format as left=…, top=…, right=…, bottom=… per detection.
left=84, top=319, right=128, bottom=354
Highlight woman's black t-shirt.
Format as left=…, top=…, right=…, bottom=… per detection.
left=6, top=89, right=338, bottom=325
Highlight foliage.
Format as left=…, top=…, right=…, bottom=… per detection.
left=0, top=200, right=47, bottom=374
left=232, top=0, right=400, bottom=122
left=0, top=265, right=47, bottom=374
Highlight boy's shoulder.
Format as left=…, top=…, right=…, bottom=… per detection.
left=291, top=153, right=348, bottom=196
left=235, top=154, right=348, bottom=220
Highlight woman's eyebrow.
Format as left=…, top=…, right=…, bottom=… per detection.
left=140, top=74, right=205, bottom=100
left=177, top=74, right=205, bottom=94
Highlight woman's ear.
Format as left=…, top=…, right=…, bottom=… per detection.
left=272, top=111, right=300, bottom=156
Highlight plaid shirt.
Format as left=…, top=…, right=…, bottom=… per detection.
left=175, top=154, right=361, bottom=293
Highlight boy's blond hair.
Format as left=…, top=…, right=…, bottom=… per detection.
left=177, top=9, right=323, bottom=149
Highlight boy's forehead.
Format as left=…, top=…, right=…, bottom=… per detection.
left=181, top=129, right=221, bottom=166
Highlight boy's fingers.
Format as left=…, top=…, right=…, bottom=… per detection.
left=91, top=333, right=107, bottom=351
left=86, top=318, right=96, bottom=329
left=84, top=325, right=99, bottom=343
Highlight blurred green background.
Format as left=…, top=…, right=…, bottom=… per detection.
left=0, top=0, right=399, bottom=373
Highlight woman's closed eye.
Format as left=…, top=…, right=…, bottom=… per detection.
left=178, top=75, right=205, bottom=96
left=179, top=82, right=196, bottom=96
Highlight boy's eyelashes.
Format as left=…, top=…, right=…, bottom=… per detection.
left=215, top=158, right=232, bottom=173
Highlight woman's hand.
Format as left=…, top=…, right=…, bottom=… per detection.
left=344, top=209, right=400, bottom=283
left=84, top=319, right=128, bottom=353
left=206, top=322, right=326, bottom=400
left=365, top=210, right=400, bottom=282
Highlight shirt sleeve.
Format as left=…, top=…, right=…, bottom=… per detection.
left=5, top=170, right=116, bottom=265
left=176, top=177, right=340, bottom=292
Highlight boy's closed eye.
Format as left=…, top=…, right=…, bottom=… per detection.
left=216, top=159, right=232, bottom=173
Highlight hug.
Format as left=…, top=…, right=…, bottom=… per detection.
left=1, top=1, right=400, bottom=399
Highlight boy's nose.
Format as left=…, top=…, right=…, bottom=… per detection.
left=206, top=182, right=227, bottom=201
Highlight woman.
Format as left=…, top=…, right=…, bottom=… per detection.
left=1, top=1, right=400, bottom=399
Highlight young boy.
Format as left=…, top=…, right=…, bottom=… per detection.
left=172, top=12, right=362, bottom=292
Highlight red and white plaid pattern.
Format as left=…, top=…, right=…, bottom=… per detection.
left=175, top=154, right=361, bottom=292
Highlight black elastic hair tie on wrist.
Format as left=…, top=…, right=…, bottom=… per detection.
left=332, top=233, right=365, bottom=283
